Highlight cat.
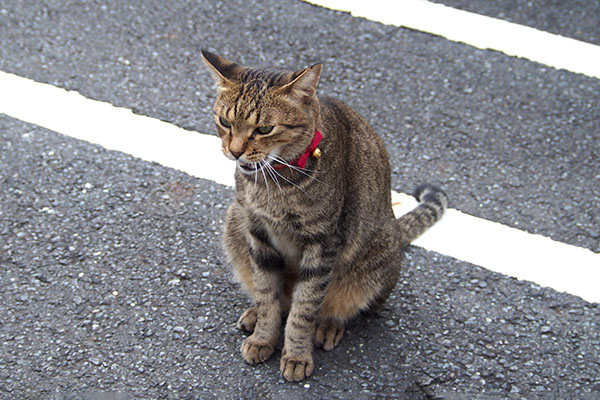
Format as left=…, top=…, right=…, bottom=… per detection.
left=201, top=50, right=448, bottom=382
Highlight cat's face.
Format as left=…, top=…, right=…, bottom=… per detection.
left=202, top=51, right=321, bottom=175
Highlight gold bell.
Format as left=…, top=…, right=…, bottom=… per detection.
left=312, top=148, right=322, bottom=159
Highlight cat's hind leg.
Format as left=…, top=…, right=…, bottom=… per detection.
left=315, top=219, right=402, bottom=351
left=314, top=282, right=369, bottom=351
left=237, top=306, right=258, bottom=333
left=314, top=317, right=345, bottom=351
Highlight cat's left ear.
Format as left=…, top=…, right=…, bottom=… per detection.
left=279, top=64, right=322, bottom=98
left=201, top=50, right=242, bottom=86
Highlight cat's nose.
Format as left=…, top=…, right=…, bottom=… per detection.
left=230, top=149, right=244, bottom=159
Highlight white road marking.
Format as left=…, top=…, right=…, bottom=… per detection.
left=0, top=71, right=235, bottom=188
left=392, top=192, right=600, bottom=303
left=1, top=70, right=598, bottom=303
left=304, top=0, right=600, bottom=80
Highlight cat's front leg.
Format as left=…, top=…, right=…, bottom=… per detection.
left=240, top=236, right=284, bottom=365
left=280, top=244, right=333, bottom=381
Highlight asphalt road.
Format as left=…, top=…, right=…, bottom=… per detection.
left=1, top=1, right=599, bottom=398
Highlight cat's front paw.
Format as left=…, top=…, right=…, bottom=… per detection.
left=280, top=350, right=314, bottom=381
left=241, top=335, right=275, bottom=365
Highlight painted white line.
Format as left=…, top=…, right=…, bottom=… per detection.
left=304, top=0, right=600, bottom=80
left=0, top=71, right=235, bottom=188
left=1, top=70, right=599, bottom=303
left=392, top=192, right=600, bottom=303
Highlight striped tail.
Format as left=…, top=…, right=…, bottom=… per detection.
left=396, top=184, right=448, bottom=246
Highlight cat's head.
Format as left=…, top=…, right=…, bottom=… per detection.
left=201, top=50, right=321, bottom=175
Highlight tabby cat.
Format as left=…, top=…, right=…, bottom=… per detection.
left=201, top=50, right=448, bottom=381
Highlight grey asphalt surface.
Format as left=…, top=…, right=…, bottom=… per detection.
left=1, top=1, right=599, bottom=399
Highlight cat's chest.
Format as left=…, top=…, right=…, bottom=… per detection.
left=241, top=186, right=315, bottom=265
left=266, top=225, right=303, bottom=267
left=255, top=206, right=306, bottom=266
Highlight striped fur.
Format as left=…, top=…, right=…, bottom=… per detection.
left=202, top=50, right=447, bottom=381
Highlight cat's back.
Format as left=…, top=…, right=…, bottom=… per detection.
left=319, top=96, right=367, bottom=135
left=318, top=95, right=390, bottom=174
left=317, top=95, right=393, bottom=223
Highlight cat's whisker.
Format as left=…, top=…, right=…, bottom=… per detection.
left=259, top=162, right=270, bottom=200
left=267, top=155, right=325, bottom=185
left=266, top=162, right=306, bottom=193
left=269, top=155, right=321, bottom=174
left=253, top=163, right=258, bottom=189
left=262, top=161, right=283, bottom=195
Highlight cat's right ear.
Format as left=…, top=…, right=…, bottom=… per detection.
left=277, top=64, right=322, bottom=99
left=201, top=50, right=241, bottom=87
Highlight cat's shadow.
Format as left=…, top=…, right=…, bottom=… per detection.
left=230, top=293, right=423, bottom=389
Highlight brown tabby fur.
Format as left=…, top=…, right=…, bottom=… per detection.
left=201, top=50, right=448, bottom=381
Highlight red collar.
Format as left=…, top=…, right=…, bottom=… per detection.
left=273, top=130, right=322, bottom=170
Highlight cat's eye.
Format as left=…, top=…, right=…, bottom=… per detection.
left=219, top=116, right=231, bottom=128
left=256, top=126, right=274, bottom=135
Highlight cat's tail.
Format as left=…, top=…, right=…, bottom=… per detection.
left=396, top=184, right=448, bottom=246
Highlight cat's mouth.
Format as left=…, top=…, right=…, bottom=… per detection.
left=238, top=162, right=258, bottom=173
left=237, top=151, right=282, bottom=175
left=238, top=160, right=271, bottom=174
